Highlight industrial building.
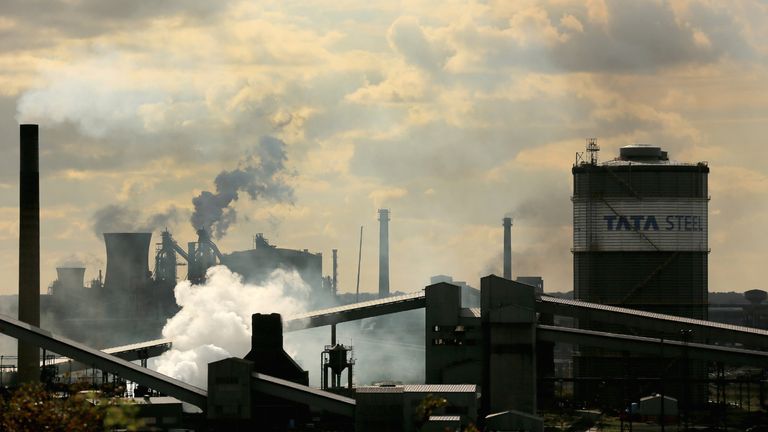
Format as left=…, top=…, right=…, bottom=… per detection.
left=7, top=125, right=768, bottom=430
left=572, top=141, right=710, bottom=404
left=573, top=141, right=709, bottom=317
left=42, top=228, right=329, bottom=348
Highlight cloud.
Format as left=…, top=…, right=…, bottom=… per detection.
left=387, top=16, right=449, bottom=72
left=0, top=0, right=765, bottom=298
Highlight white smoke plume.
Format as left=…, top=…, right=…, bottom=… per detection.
left=153, top=265, right=310, bottom=388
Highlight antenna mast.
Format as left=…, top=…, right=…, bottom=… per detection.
left=586, top=137, right=600, bottom=165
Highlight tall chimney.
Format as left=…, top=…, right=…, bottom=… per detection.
left=503, top=217, right=512, bottom=279
left=18, top=124, right=40, bottom=383
left=251, top=313, right=283, bottom=353
left=332, top=249, right=338, bottom=296
left=378, top=209, right=390, bottom=298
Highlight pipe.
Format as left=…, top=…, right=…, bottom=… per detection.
left=18, top=124, right=40, bottom=383
left=503, top=217, right=513, bottom=279
left=331, top=249, right=338, bottom=296
left=378, top=209, right=390, bottom=298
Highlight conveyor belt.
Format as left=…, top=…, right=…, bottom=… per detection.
left=0, top=313, right=206, bottom=408
left=46, top=338, right=172, bottom=370
left=538, top=295, right=768, bottom=348
left=284, top=291, right=425, bottom=331
left=537, top=324, right=768, bottom=367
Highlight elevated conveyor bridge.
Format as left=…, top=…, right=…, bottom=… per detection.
left=0, top=313, right=207, bottom=409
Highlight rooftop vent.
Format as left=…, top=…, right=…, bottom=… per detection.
left=619, top=144, right=668, bottom=161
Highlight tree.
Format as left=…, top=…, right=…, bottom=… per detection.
left=0, top=383, right=143, bottom=432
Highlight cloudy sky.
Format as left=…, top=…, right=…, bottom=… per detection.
left=0, top=0, right=766, bottom=296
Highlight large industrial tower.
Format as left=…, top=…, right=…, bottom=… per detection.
left=572, top=143, right=709, bottom=317
left=572, top=142, right=710, bottom=403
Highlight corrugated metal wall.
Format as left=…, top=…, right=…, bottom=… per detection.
left=572, top=163, right=709, bottom=315
left=572, top=162, right=710, bottom=405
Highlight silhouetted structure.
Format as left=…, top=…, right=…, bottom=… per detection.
left=18, top=124, right=40, bottom=383
left=378, top=209, right=390, bottom=298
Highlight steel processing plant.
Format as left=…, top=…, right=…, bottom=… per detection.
left=3, top=125, right=768, bottom=432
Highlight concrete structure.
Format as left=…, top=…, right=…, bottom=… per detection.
left=425, top=276, right=540, bottom=419
left=430, top=275, right=480, bottom=307
left=516, top=276, right=544, bottom=294
left=378, top=209, right=390, bottom=298
left=18, top=124, right=40, bottom=384
left=503, top=217, right=512, bottom=279
left=103, top=232, right=153, bottom=316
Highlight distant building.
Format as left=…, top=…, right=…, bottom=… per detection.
left=430, top=275, right=480, bottom=307
left=515, top=276, right=543, bottom=295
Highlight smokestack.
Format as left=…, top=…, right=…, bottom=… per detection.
left=55, top=267, right=86, bottom=291
left=103, top=232, right=152, bottom=314
left=503, top=217, right=512, bottom=279
left=251, top=313, right=283, bottom=353
left=378, top=209, right=390, bottom=298
left=18, top=124, right=40, bottom=383
left=332, top=249, right=338, bottom=296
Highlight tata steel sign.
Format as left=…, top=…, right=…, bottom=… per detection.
left=573, top=198, right=708, bottom=252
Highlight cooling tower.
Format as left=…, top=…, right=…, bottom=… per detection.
left=103, top=232, right=152, bottom=297
left=56, top=267, right=86, bottom=290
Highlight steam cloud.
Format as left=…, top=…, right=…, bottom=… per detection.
left=91, top=204, right=181, bottom=238
left=153, top=265, right=310, bottom=388
left=190, top=136, right=294, bottom=239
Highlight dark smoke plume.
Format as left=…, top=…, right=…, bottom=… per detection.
left=92, top=204, right=181, bottom=238
left=190, top=136, right=293, bottom=239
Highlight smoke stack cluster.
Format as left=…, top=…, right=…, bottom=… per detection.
left=378, top=209, right=390, bottom=298
left=18, top=124, right=40, bottom=383
left=503, top=217, right=513, bottom=279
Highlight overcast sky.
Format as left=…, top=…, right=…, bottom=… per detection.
left=0, top=0, right=766, bottom=296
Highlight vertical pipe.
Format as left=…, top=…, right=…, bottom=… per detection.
left=18, top=124, right=40, bottom=383
left=503, top=217, right=513, bottom=279
left=332, top=249, right=338, bottom=296
left=355, top=226, right=362, bottom=303
left=378, top=209, right=390, bottom=298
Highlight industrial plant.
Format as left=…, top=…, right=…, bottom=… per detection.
left=3, top=126, right=768, bottom=431
left=42, top=228, right=330, bottom=348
